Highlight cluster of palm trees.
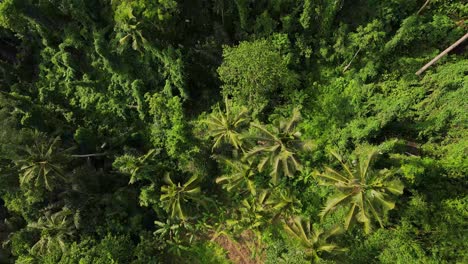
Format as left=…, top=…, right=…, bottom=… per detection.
left=204, top=99, right=405, bottom=260
left=10, top=101, right=405, bottom=260
left=204, top=99, right=312, bottom=185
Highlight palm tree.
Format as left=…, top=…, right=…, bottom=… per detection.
left=160, top=174, right=204, bottom=220
left=233, top=189, right=297, bottom=232
left=113, top=149, right=157, bottom=184
left=203, top=97, right=249, bottom=151
left=316, top=148, right=404, bottom=234
left=16, top=131, right=71, bottom=191
left=28, top=208, right=77, bottom=254
left=215, top=159, right=256, bottom=195
left=245, top=108, right=313, bottom=184
left=237, top=189, right=276, bottom=229
left=283, top=216, right=345, bottom=262
left=272, top=188, right=301, bottom=217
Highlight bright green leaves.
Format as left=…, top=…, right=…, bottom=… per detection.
left=207, top=106, right=309, bottom=245
left=160, top=174, right=204, bottom=220
left=147, top=93, right=189, bottom=158
left=413, top=60, right=468, bottom=178
left=316, top=148, right=404, bottom=234
left=112, top=0, right=178, bottom=49
left=218, top=39, right=299, bottom=114
left=228, top=188, right=299, bottom=236
left=216, top=159, right=256, bottom=195
left=117, top=21, right=149, bottom=53
left=206, top=106, right=312, bottom=185
left=113, top=149, right=158, bottom=184
left=113, top=0, right=178, bottom=23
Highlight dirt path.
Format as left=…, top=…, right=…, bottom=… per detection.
left=212, top=231, right=263, bottom=264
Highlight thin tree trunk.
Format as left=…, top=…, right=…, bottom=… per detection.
left=71, top=153, right=106, bottom=158
left=416, top=33, right=468, bottom=76
left=417, top=0, right=431, bottom=15
left=343, top=47, right=361, bottom=73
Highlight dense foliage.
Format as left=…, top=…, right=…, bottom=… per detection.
left=0, top=0, right=466, bottom=263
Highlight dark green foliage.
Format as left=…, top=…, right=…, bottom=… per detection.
left=0, top=0, right=466, bottom=263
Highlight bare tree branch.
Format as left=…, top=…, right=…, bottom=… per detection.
left=416, top=33, right=468, bottom=76
left=417, top=0, right=431, bottom=15
left=71, top=153, right=107, bottom=158
left=343, top=47, right=362, bottom=73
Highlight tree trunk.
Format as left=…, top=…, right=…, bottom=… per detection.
left=71, top=153, right=106, bottom=158
left=416, top=33, right=468, bottom=75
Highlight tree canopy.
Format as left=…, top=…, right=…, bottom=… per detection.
left=0, top=0, right=466, bottom=263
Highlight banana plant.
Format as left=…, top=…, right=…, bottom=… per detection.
left=28, top=208, right=77, bottom=254
left=245, top=108, right=313, bottom=184
left=160, top=173, right=204, bottom=220
left=283, top=216, right=345, bottom=262
left=316, top=148, right=404, bottom=234
left=203, top=97, right=249, bottom=151
left=16, top=131, right=71, bottom=191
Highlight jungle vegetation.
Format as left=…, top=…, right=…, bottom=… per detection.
left=0, top=0, right=467, bottom=263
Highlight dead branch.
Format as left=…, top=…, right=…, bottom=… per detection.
left=416, top=33, right=468, bottom=76
left=417, top=0, right=431, bottom=15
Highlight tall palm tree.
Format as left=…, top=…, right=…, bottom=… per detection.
left=283, top=216, right=345, bottom=262
left=203, top=97, right=249, bottom=151
left=316, top=148, right=404, bottom=234
left=160, top=174, right=204, bottom=220
left=28, top=208, right=77, bottom=254
left=16, top=131, right=71, bottom=191
left=245, top=108, right=313, bottom=184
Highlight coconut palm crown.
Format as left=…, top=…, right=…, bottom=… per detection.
left=283, top=216, right=345, bottom=262
left=245, top=108, right=313, bottom=184
left=316, top=148, right=404, bottom=234
left=17, top=131, right=71, bottom=192
left=160, top=173, right=204, bottom=220
left=203, top=97, right=249, bottom=151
